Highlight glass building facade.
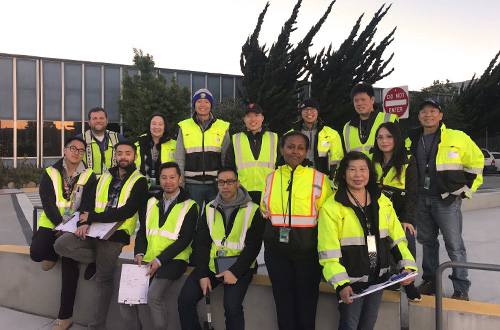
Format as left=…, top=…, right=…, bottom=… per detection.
left=0, top=53, right=244, bottom=167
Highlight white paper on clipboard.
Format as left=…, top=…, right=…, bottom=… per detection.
left=118, top=264, right=150, bottom=305
left=338, top=272, right=418, bottom=303
left=55, top=212, right=79, bottom=233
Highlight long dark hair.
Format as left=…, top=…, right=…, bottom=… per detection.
left=335, top=151, right=378, bottom=190
left=372, top=122, right=406, bottom=183
left=145, top=113, right=173, bottom=143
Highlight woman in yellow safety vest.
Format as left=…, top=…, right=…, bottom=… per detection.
left=135, top=113, right=176, bottom=186
left=261, top=131, right=332, bottom=330
left=372, top=122, right=420, bottom=301
left=318, top=151, right=417, bottom=330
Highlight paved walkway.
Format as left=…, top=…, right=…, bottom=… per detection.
left=0, top=306, right=86, bottom=330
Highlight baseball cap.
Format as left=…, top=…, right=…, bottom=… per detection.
left=419, top=98, right=442, bottom=112
left=245, top=103, right=263, bottom=114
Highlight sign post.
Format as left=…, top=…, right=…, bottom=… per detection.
left=383, top=86, right=409, bottom=119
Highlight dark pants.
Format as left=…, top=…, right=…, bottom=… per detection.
left=178, top=270, right=253, bottom=330
left=338, top=289, right=384, bottom=330
left=30, top=227, right=79, bottom=319
left=264, top=249, right=320, bottom=330
left=54, top=233, right=124, bottom=330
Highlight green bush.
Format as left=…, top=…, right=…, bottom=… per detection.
left=0, top=159, right=44, bottom=189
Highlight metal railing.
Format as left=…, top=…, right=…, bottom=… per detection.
left=32, top=205, right=42, bottom=237
left=435, top=261, right=500, bottom=330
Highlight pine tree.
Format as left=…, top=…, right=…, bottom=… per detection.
left=240, top=0, right=335, bottom=134
left=308, top=4, right=395, bottom=132
left=118, top=48, right=191, bottom=140
left=456, top=51, right=500, bottom=138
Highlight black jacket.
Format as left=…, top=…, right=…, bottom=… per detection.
left=195, top=202, right=265, bottom=279
left=377, top=156, right=418, bottom=226
left=291, top=118, right=332, bottom=175
left=86, top=165, right=149, bottom=245
left=39, top=158, right=97, bottom=227
left=137, top=132, right=175, bottom=182
left=135, top=187, right=198, bottom=280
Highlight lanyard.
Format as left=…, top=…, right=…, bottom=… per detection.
left=280, top=167, right=294, bottom=228
left=347, top=188, right=371, bottom=235
left=420, top=132, right=438, bottom=174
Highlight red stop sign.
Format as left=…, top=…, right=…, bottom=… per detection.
left=383, top=87, right=408, bottom=118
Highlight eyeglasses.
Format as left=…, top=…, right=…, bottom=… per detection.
left=217, top=179, right=238, bottom=186
left=301, top=108, right=317, bottom=113
left=66, top=145, right=85, bottom=155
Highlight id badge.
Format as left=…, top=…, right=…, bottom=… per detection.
left=279, top=227, right=290, bottom=243
left=217, top=248, right=227, bottom=257
left=424, top=175, right=430, bottom=190
left=102, top=165, right=108, bottom=173
left=111, top=196, right=118, bottom=208
left=367, top=235, right=377, bottom=253
left=149, top=177, right=156, bottom=185
left=63, top=206, right=71, bottom=216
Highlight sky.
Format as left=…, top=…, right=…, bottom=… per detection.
left=1, top=0, right=499, bottom=91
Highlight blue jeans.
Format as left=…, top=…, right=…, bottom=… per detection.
left=185, top=183, right=218, bottom=210
left=178, top=270, right=253, bottom=330
left=338, top=290, right=384, bottom=330
left=415, top=194, right=470, bottom=293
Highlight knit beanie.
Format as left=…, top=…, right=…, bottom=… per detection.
left=191, top=89, right=214, bottom=108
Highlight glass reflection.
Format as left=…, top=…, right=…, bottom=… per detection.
left=43, top=121, right=62, bottom=157
left=0, top=120, right=14, bottom=157
left=17, top=120, right=37, bottom=157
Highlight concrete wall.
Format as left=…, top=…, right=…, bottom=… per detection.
left=1, top=248, right=500, bottom=330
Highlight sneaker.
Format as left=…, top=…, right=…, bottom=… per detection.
left=404, top=283, right=422, bottom=302
left=451, top=290, right=469, bottom=301
left=52, top=318, right=72, bottom=330
left=84, top=262, right=97, bottom=280
left=417, top=278, right=435, bottom=295
left=42, top=260, right=57, bottom=271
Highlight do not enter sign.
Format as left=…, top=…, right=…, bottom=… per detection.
left=383, top=86, right=409, bottom=119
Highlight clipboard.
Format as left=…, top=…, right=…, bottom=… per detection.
left=338, top=272, right=418, bottom=303
left=214, top=256, right=238, bottom=274
left=87, top=221, right=125, bottom=240
left=118, top=264, right=150, bottom=305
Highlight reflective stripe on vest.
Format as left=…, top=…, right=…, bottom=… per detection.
left=233, top=131, right=277, bottom=192
left=39, top=166, right=93, bottom=229
left=344, top=113, right=394, bottom=154
left=207, top=202, right=255, bottom=250
left=84, top=130, right=118, bottom=174
left=234, top=132, right=276, bottom=170
left=265, top=167, right=324, bottom=227
left=94, top=170, right=144, bottom=236
left=145, top=199, right=191, bottom=240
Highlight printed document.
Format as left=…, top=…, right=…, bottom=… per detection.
left=118, top=264, right=150, bottom=305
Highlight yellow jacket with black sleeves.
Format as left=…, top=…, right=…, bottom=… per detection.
left=318, top=186, right=417, bottom=294
left=408, top=123, right=483, bottom=206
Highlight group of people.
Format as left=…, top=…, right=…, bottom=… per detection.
left=29, top=82, right=484, bottom=330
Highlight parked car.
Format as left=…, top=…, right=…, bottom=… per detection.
left=490, top=151, right=500, bottom=172
left=482, top=149, right=496, bottom=174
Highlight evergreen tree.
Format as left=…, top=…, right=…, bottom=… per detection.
left=240, top=0, right=335, bottom=134
left=308, top=4, right=395, bottom=132
left=455, top=51, right=500, bottom=138
left=118, top=48, right=191, bottom=140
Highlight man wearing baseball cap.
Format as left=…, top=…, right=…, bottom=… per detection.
left=175, top=89, right=231, bottom=208
left=289, top=98, right=343, bottom=179
left=407, top=99, right=483, bottom=301
left=225, top=103, right=278, bottom=204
